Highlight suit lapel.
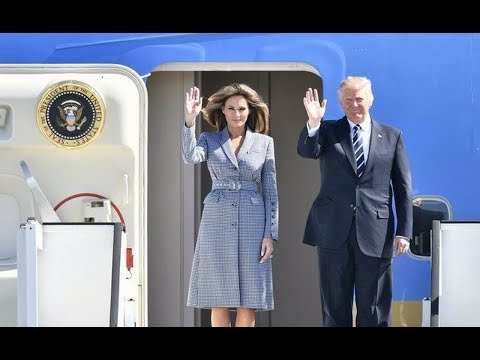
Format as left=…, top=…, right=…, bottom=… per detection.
left=219, top=126, right=239, bottom=168
left=337, top=117, right=356, bottom=173
left=362, top=119, right=381, bottom=178
left=236, top=127, right=254, bottom=161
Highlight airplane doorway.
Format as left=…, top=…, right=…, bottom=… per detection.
left=147, top=67, right=323, bottom=326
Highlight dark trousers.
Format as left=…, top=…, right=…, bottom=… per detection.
left=317, top=217, right=392, bottom=327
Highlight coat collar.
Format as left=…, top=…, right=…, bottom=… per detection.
left=237, top=126, right=254, bottom=161
left=338, top=117, right=356, bottom=173
left=220, top=126, right=238, bottom=168
left=362, top=119, right=382, bottom=178
left=219, top=126, right=255, bottom=168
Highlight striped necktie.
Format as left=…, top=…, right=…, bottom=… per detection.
left=352, top=125, right=365, bottom=177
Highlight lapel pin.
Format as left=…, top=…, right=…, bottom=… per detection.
left=378, top=134, right=382, bottom=139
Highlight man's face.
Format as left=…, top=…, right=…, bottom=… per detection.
left=339, top=85, right=373, bottom=124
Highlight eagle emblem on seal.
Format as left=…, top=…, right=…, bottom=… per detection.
left=57, top=100, right=88, bottom=132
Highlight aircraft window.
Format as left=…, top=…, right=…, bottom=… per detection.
left=410, top=196, right=452, bottom=257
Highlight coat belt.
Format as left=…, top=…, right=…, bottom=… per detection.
left=211, top=179, right=258, bottom=191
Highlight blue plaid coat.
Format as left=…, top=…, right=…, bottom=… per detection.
left=182, top=125, right=278, bottom=310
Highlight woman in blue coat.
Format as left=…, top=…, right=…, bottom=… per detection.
left=182, top=84, right=279, bottom=327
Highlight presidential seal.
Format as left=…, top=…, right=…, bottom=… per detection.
left=37, top=80, right=105, bottom=148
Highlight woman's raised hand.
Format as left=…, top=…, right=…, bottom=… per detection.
left=185, top=86, right=203, bottom=128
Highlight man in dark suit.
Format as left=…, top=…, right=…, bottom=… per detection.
left=297, top=76, right=412, bottom=327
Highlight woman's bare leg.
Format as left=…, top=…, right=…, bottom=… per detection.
left=235, top=308, right=255, bottom=327
left=211, top=308, right=231, bottom=327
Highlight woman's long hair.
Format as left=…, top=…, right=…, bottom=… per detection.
left=201, top=83, right=269, bottom=134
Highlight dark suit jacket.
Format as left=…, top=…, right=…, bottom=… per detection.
left=297, top=117, right=413, bottom=258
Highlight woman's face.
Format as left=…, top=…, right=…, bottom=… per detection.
left=222, top=95, right=250, bottom=130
